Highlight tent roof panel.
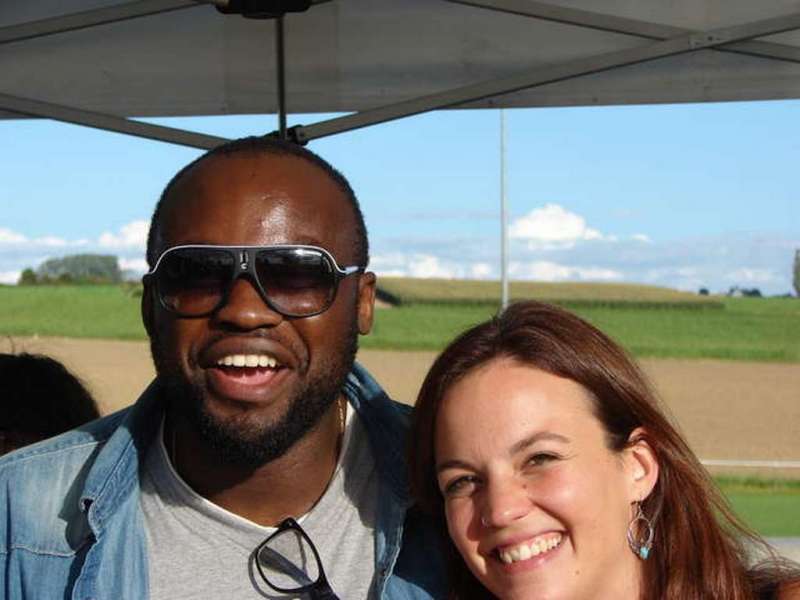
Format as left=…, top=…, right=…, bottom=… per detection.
left=2, top=0, right=800, bottom=123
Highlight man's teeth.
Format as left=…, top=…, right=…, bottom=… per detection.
left=498, top=534, right=562, bottom=565
left=216, top=354, right=279, bottom=368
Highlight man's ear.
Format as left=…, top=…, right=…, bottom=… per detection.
left=623, top=428, right=659, bottom=502
left=141, top=282, right=156, bottom=339
left=356, top=271, right=376, bottom=335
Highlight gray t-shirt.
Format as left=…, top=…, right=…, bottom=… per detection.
left=140, top=405, right=378, bottom=599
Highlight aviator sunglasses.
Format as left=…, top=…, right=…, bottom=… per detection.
left=143, top=244, right=364, bottom=318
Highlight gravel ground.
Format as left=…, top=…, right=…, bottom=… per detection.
left=5, top=337, right=799, bottom=476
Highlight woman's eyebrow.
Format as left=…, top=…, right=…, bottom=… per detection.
left=435, top=432, right=570, bottom=474
left=436, top=458, right=474, bottom=474
left=509, top=431, right=570, bottom=456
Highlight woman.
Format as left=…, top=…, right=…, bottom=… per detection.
left=409, top=301, right=799, bottom=599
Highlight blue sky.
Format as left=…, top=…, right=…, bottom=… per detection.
left=1, top=100, right=799, bottom=294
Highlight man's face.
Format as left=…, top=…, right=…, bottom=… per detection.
left=144, top=152, right=375, bottom=466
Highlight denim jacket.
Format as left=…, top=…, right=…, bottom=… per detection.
left=0, top=363, right=445, bottom=599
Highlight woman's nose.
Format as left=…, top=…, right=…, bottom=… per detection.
left=480, top=477, right=532, bottom=528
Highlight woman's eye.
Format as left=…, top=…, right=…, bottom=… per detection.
left=443, top=475, right=480, bottom=498
left=526, top=453, right=558, bottom=467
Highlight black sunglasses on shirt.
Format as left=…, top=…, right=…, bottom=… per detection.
left=255, top=517, right=341, bottom=600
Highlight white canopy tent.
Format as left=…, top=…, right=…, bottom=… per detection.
left=5, top=0, right=800, bottom=309
left=3, top=0, right=800, bottom=148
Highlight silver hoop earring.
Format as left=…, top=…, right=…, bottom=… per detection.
left=481, top=516, right=489, bottom=527
left=627, top=501, right=654, bottom=560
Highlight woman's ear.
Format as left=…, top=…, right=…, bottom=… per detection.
left=623, top=427, right=659, bottom=502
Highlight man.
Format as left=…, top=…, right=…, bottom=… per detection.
left=0, top=137, right=445, bottom=599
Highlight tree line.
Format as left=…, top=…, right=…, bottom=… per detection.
left=18, top=254, right=122, bottom=285
left=14, top=251, right=800, bottom=295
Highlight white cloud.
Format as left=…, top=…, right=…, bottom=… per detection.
left=0, top=228, right=27, bottom=244
left=371, top=252, right=481, bottom=279
left=0, top=228, right=84, bottom=248
left=0, top=270, right=20, bottom=284
left=509, top=204, right=603, bottom=250
left=409, top=255, right=459, bottom=278
left=632, top=233, right=651, bottom=243
left=726, top=268, right=778, bottom=284
left=98, top=220, right=149, bottom=249
left=470, top=262, right=493, bottom=279
left=643, top=266, right=702, bottom=289
left=32, top=235, right=69, bottom=247
left=119, top=257, right=149, bottom=274
left=510, top=260, right=622, bottom=282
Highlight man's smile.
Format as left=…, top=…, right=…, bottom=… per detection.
left=207, top=362, right=291, bottom=403
left=198, top=336, right=303, bottom=405
left=216, top=353, right=280, bottom=368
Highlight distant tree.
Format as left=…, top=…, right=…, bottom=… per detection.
left=727, top=286, right=761, bottom=298
left=35, top=254, right=121, bottom=284
left=794, top=249, right=800, bottom=297
left=18, top=268, right=38, bottom=285
left=698, top=287, right=709, bottom=296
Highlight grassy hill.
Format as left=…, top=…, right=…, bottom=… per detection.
left=1, top=282, right=798, bottom=361
left=377, top=277, right=723, bottom=309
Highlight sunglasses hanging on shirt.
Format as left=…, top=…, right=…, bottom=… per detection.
left=255, top=517, right=341, bottom=600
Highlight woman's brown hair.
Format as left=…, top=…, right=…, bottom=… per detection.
left=409, top=300, right=798, bottom=600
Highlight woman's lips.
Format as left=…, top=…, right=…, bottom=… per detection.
left=492, top=532, right=565, bottom=571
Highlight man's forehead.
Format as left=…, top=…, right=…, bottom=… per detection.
left=158, top=151, right=357, bottom=252
left=174, top=151, right=335, bottom=193
left=166, top=152, right=345, bottom=211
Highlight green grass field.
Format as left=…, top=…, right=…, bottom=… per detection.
left=1, top=283, right=798, bottom=361
left=363, top=299, right=800, bottom=361
left=0, top=284, right=145, bottom=339
left=717, top=477, right=800, bottom=536
left=1, top=283, right=798, bottom=535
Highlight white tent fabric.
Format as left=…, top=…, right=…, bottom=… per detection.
left=3, top=0, right=800, bottom=145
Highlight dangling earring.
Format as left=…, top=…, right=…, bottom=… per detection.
left=627, top=501, right=654, bottom=560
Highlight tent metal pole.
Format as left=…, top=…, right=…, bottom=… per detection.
left=0, top=92, right=227, bottom=149
left=0, top=0, right=207, bottom=46
left=275, top=16, right=288, bottom=140
left=293, top=11, right=800, bottom=142
left=446, top=0, right=800, bottom=64
left=500, top=109, right=509, bottom=310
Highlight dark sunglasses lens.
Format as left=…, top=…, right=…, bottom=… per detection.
left=256, top=248, right=335, bottom=316
left=157, top=248, right=233, bottom=316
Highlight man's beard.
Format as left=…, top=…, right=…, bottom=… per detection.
left=151, top=325, right=359, bottom=469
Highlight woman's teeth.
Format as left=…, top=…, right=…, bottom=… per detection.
left=216, top=354, right=279, bottom=368
left=498, top=533, right=563, bottom=564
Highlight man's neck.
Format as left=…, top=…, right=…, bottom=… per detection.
left=165, top=398, right=345, bottom=526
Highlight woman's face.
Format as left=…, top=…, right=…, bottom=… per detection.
left=435, top=358, right=655, bottom=600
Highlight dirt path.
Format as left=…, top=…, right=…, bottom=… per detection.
left=6, top=337, right=798, bottom=476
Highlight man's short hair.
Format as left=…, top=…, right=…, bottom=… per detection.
left=146, top=136, right=369, bottom=268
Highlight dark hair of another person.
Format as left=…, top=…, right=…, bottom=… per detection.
left=0, top=353, right=100, bottom=454
left=409, top=301, right=799, bottom=600
left=146, top=136, right=369, bottom=269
